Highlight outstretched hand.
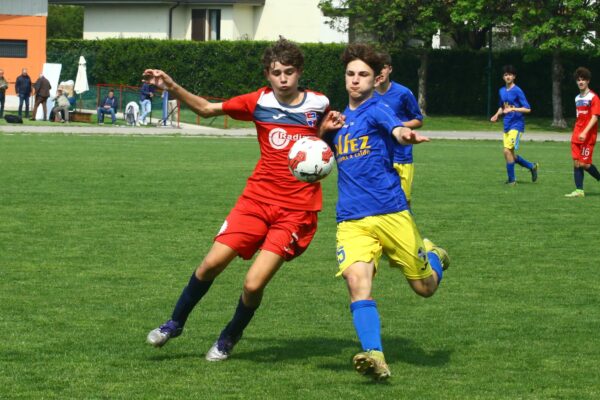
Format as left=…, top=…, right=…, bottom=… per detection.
left=397, top=127, right=429, bottom=144
left=142, top=69, right=174, bottom=90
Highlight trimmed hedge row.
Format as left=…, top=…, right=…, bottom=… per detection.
left=48, top=39, right=600, bottom=117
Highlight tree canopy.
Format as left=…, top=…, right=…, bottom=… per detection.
left=47, top=5, right=84, bottom=40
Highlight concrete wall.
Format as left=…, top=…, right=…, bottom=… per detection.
left=253, top=0, right=346, bottom=43
left=83, top=5, right=170, bottom=39
left=78, top=1, right=346, bottom=43
left=0, top=0, right=47, bottom=17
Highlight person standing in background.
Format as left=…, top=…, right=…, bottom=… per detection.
left=138, top=82, right=155, bottom=125
left=0, top=69, right=8, bottom=118
left=31, top=73, right=52, bottom=121
left=15, top=68, right=32, bottom=119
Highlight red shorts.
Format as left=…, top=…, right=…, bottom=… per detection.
left=215, top=196, right=318, bottom=261
left=571, top=141, right=596, bottom=164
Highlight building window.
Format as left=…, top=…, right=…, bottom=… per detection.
left=0, top=40, right=27, bottom=58
left=192, top=9, right=221, bottom=41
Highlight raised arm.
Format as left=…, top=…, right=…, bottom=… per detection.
left=143, top=69, right=224, bottom=118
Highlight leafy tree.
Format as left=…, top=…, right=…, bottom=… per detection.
left=320, top=0, right=449, bottom=114
left=512, top=0, right=600, bottom=127
left=47, top=5, right=84, bottom=40
left=318, top=0, right=502, bottom=114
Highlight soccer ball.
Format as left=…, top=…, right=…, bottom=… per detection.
left=288, top=137, right=335, bottom=183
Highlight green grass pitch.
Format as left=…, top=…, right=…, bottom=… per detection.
left=1, top=134, right=599, bottom=399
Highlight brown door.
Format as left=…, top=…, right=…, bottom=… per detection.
left=191, top=9, right=206, bottom=41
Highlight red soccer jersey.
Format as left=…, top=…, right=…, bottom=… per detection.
left=222, top=87, right=330, bottom=211
left=572, top=90, right=600, bottom=144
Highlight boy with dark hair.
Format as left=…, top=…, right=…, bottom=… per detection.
left=565, top=66, right=600, bottom=197
left=319, top=43, right=449, bottom=381
left=374, top=51, right=423, bottom=205
left=490, top=65, right=539, bottom=185
left=144, top=38, right=330, bottom=361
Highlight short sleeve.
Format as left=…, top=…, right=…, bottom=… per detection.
left=222, top=89, right=262, bottom=121
left=591, top=94, right=600, bottom=116
left=518, top=89, right=531, bottom=110
left=403, top=91, right=423, bottom=121
left=375, top=102, right=404, bottom=134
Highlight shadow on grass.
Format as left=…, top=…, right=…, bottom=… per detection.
left=144, top=335, right=452, bottom=370
left=233, top=336, right=452, bottom=370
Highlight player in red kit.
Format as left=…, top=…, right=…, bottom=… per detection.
left=143, top=38, right=330, bottom=360
left=565, top=67, right=600, bottom=198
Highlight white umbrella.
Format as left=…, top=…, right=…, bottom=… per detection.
left=74, top=56, right=89, bottom=95
left=74, top=56, right=89, bottom=112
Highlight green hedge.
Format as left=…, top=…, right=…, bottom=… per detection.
left=48, top=39, right=600, bottom=117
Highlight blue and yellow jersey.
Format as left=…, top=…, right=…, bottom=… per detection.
left=325, top=96, right=409, bottom=223
left=498, top=84, right=530, bottom=133
left=374, top=81, right=422, bottom=164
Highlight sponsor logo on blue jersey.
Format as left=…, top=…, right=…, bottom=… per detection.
left=334, top=133, right=372, bottom=163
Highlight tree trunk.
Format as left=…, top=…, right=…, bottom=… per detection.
left=417, top=51, right=428, bottom=117
left=551, top=50, right=567, bottom=128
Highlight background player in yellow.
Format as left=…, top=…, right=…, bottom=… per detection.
left=374, top=51, right=423, bottom=205
left=490, top=65, right=539, bottom=185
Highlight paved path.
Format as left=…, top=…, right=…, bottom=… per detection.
left=0, top=123, right=571, bottom=142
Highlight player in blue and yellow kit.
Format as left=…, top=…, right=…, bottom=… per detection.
left=490, top=65, right=539, bottom=185
left=374, top=52, right=423, bottom=205
left=320, top=44, right=450, bottom=381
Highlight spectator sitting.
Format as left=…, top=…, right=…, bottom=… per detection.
left=51, top=88, right=71, bottom=123
left=62, top=80, right=76, bottom=109
left=97, top=89, right=117, bottom=125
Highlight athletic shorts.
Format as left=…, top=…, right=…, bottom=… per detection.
left=571, top=141, right=596, bottom=164
left=335, top=210, right=433, bottom=280
left=393, top=163, right=414, bottom=202
left=503, top=129, right=523, bottom=150
left=215, top=196, right=318, bottom=261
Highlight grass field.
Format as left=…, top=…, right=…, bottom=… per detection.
left=1, top=134, right=599, bottom=399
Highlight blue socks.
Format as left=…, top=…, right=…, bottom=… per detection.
left=350, top=300, right=382, bottom=352
left=586, top=164, right=600, bottom=181
left=515, top=155, right=534, bottom=170
left=428, top=251, right=443, bottom=284
left=507, top=156, right=535, bottom=182
left=575, top=167, right=584, bottom=189
left=171, top=273, right=214, bottom=326
left=506, top=162, right=516, bottom=182
left=220, top=296, right=257, bottom=340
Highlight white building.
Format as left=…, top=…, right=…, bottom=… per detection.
left=49, top=0, right=347, bottom=43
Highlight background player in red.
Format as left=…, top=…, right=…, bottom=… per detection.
left=143, top=38, right=330, bottom=360
left=565, top=67, right=600, bottom=198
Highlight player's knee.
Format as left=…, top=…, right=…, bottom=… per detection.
left=409, top=279, right=437, bottom=298
left=196, top=257, right=228, bottom=280
left=242, top=278, right=265, bottom=298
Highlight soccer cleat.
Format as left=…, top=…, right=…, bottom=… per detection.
left=352, top=350, right=391, bottom=381
left=423, top=238, right=450, bottom=270
left=531, top=163, right=539, bottom=182
left=505, top=180, right=516, bottom=186
left=205, top=334, right=241, bottom=362
left=146, top=320, right=183, bottom=347
left=564, top=189, right=585, bottom=198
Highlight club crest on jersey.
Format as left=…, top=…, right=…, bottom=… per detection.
left=305, top=111, right=318, bottom=127
left=268, top=127, right=303, bottom=150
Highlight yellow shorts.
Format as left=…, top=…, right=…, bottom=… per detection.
left=336, top=210, right=433, bottom=280
left=393, top=163, right=414, bottom=202
left=503, top=129, right=523, bottom=150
